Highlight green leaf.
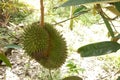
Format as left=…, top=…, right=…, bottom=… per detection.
left=77, top=41, right=120, bottom=57
left=117, top=76, right=120, bottom=80
left=60, top=0, right=119, bottom=7
left=101, top=14, right=115, bottom=38
left=114, top=2, right=120, bottom=12
left=0, top=53, right=11, bottom=67
left=5, top=44, right=22, bottom=49
left=73, top=5, right=88, bottom=16
left=116, top=34, right=120, bottom=38
left=62, top=76, right=83, bottom=80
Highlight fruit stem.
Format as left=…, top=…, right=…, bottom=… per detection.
left=49, top=69, right=53, bottom=80
left=40, top=0, right=44, bottom=27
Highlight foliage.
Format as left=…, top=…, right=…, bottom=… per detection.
left=71, top=5, right=101, bottom=26
left=78, top=12, right=100, bottom=26
left=66, top=60, right=85, bottom=75
left=37, top=68, right=61, bottom=80
left=117, top=76, right=120, bottom=80
left=0, top=0, right=32, bottom=68
left=0, top=50, right=11, bottom=67
left=62, top=76, right=83, bottom=80
left=59, top=0, right=120, bottom=79
left=60, top=0, right=119, bottom=7
left=0, top=0, right=33, bottom=26
left=5, top=44, right=22, bottom=49
left=60, top=0, right=120, bottom=56
left=101, top=12, right=115, bottom=38
left=77, top=41, right=120, bottom=57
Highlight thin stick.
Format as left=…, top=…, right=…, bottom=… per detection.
left=40, top=0, right=44, bottom=27
left=49, top=69, right=53, bottom=80
left=109, top=20, right=118, bottom=33
left=101, top=10, right=118, bottom=33
left=54, top=10, right=90, bottom=25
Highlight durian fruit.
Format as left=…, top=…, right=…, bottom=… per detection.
left=23, top=22, right=67, bottom=69
left=39, top=23, right=67, bottom=69
left=23, top=22, right=49, bottom=59
left=62, top=76, right=83, bottom=80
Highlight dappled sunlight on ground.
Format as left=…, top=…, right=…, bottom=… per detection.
left=20, top=0, right=40, bottom=10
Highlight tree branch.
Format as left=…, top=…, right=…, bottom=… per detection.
left=40, top=0, right=44, bottom=27
left=53, top=10, right=90, bottom=25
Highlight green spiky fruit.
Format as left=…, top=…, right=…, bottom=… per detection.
left=39, top=23, right=67, bottom=69
left=62, top=76, right=83, bottom=80
left=23, top=22, right=49, bottom=59
left=23, top=22, right=67, bottom=69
